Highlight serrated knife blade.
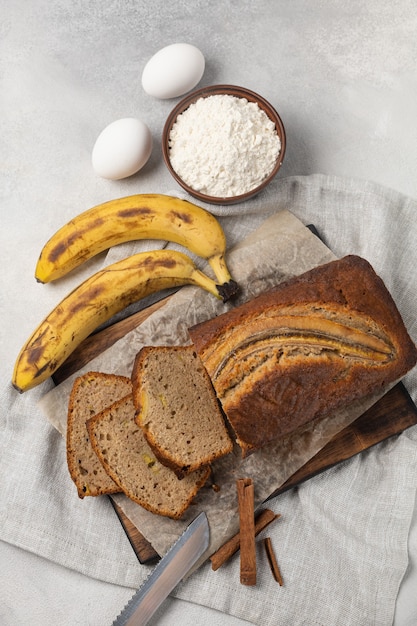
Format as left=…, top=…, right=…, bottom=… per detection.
left=112, top=512, right=210, bottom=626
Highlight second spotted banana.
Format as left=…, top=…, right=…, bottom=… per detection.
left=35, top=193, right=238, bottom=301
left=13, top=250, right=225, bottom=393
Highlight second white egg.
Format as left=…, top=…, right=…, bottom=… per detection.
left=92, top=118, right=153, bottom=180
left=142, top=43, right=205, bottom=99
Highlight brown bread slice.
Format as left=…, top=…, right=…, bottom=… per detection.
left=66, top=372, right=132, bottom=498
left=87, top=395, right=210, bottom=519
left=131, top=345, right=233, bottom=477
left=189, top=255, right=417, bottom=456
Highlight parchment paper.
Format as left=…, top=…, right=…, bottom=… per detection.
left=39, top=210, right=394, bottom=561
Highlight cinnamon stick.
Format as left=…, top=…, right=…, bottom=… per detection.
left=210, top=509, right=280, bottom=571
left=263, top=537, right=284, bottom=586
left=237, top=478, right=256, bottom=585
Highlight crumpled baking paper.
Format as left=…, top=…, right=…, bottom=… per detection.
left=39, top=209, right=394, bottom=560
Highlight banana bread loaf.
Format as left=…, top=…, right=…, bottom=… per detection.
left=188, top=255, right=417, bottom=456
left=87, top=395, right=210, bottom=519
left=131, top=345, right=233, bottom=477
left=66, top=371, right=132, bottom=498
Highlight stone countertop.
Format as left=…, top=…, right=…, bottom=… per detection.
left=1, top=2, right=417, bottom=625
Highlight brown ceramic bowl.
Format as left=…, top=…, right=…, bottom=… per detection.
left=162, top=84, right=286, bottom=205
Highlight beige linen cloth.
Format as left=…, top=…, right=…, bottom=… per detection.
left=2, top=174, right=417, bottom=625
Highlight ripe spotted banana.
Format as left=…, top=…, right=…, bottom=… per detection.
left=13, top=249, right=224, bottom=393
left=35, top=193, right=238, bottom=301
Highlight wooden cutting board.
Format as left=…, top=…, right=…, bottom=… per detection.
left=53, top=293, right=417, bottom=564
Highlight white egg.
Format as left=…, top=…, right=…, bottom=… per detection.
left=91, top=118, right=153, bottom=180
left=142, top=43, right=205, bottom=99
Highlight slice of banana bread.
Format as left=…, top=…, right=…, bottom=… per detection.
left=131, top=345, right=233, bottom=478
left=87, top=395, right=210, bottom=519
left=66, top=372, right=132, bottom=498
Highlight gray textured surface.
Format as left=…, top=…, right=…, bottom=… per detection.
left=2, top=2, right=417, bottom=625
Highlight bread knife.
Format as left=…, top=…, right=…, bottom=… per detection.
left=111, top=512, right=210, bottom=626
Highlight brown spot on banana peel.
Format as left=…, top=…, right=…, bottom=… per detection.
left=45, top=215, right=106, bottom=263
left=116, top=206, right=154, bottom=219
left=67, top=283, right=108, bottom=315
left=12, top=344, right=59, bottom=392
left=142, top=255, right=178, bottom=270
left=32, top=358, right=59, bottom=381
left=19, top=325, right=51, bottom=368
left=169, top=209, right=193, bottom=224
left=116, top=206, right=193, bottom=227
left=22, top=343, right=47, bottom=368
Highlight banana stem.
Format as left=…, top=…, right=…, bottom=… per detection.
left=191, top=269, right=223, bottom=300
left=217, top=279, right=239, bottom=302
left=207, top=254, right=239, bottom=301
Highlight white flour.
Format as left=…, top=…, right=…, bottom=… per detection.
left=168, top=94, right=281, bottom=198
